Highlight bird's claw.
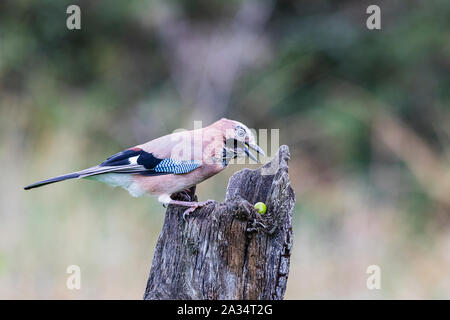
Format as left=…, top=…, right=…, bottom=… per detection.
left=182, top=200, right=215, bottom=222
left=183, top=206, right=197, bottom=221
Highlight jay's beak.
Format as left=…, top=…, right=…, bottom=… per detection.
left=244, top=143, right=265, bottom=163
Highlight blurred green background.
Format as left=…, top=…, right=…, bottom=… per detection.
left=1, top=0, right=450, bottom=299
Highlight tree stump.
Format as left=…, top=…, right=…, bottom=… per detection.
left=143, top=145, right=295, bottom=300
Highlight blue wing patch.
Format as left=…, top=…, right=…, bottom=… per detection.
left=99, top=148, right=200, bottom=175
left=153, top=159, right=201, bottom=174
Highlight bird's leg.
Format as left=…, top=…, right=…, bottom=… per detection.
left=158, top=194, right=214, bottom=221
left=171, top=199, right=215, bottom=221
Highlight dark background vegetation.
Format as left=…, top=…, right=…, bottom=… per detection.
left=1, top=0, right=449, bottom=298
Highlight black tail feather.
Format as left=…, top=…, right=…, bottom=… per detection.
left=24, top=173, right=81, bottom=190
left=24, top=162, right=159, bottom=191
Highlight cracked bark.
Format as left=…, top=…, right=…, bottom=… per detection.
left=143, top=145, right=295, bottom=300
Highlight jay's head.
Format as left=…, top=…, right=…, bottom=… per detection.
left=213, top=118, right=265, bottom=164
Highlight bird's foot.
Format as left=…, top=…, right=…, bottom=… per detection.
left=182, top=200, right=215, bottom=221
left=163, top=190, right=193, bottom=208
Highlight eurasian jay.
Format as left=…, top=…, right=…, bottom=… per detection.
left=24, top=118, right=265, bottom=218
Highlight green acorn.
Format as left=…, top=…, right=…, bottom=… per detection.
left=254, top=202, right=267, bottom=215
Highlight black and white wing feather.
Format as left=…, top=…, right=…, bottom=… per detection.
left=24, top=148, right=201, bottom=190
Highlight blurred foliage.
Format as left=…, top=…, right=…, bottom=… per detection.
left=1, top=0, right=450, bottom=299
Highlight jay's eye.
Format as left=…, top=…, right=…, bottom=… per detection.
left=236, top=128, right=246, bottom=138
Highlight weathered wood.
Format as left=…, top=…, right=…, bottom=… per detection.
left=144, top=145, right=295, bottom=300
